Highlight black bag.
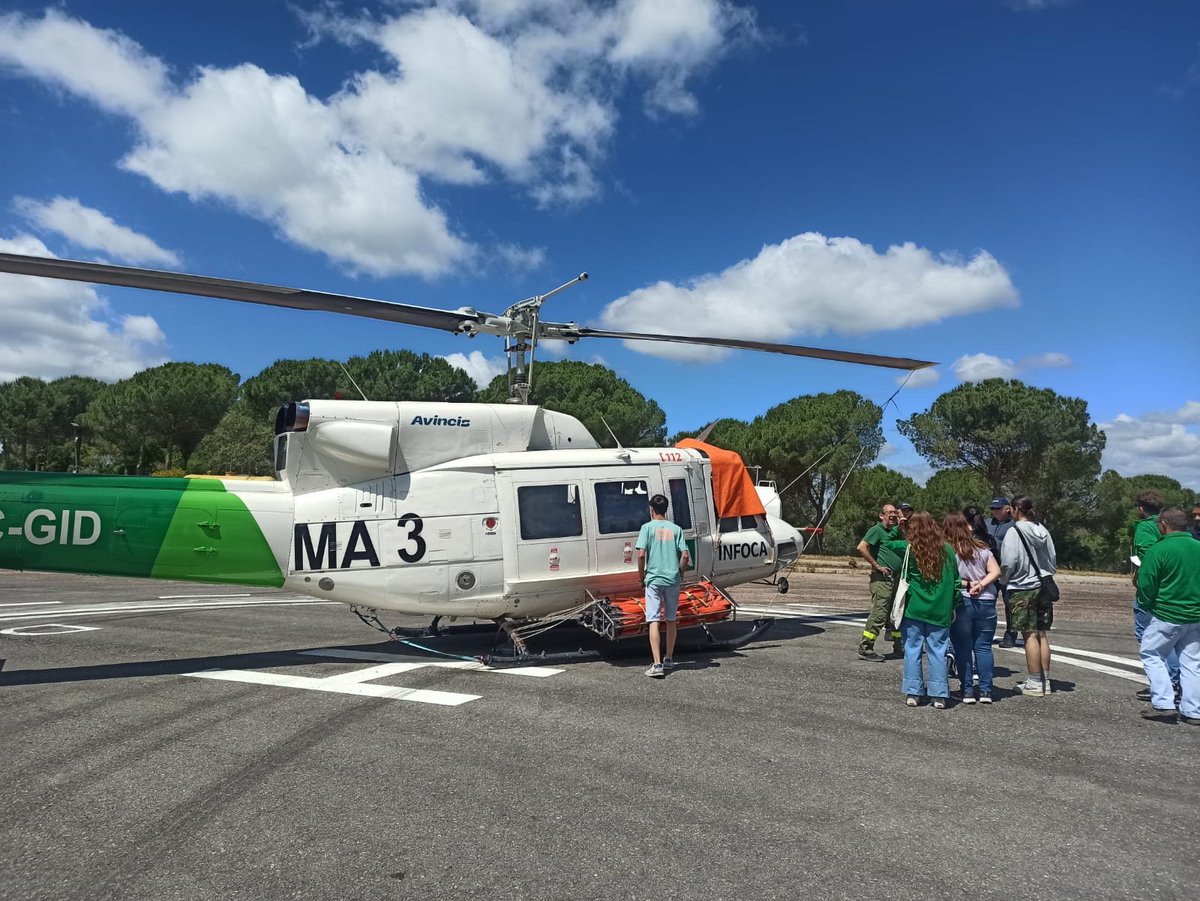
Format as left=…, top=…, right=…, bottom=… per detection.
left=1014, top=525, right=1059, bottom=603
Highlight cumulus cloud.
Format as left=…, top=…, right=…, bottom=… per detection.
left=441, top=349, right=506, bottom=388
left=953, top=353, right=1019, bottom=382
left=598, top=232, right=1018, bottom=361
left=897, top=367, right=941, bottom=388
left=0, top=4, right=753, bottom=276
left=1101, top=404, right=1200, bottom=489
left=14, top=196, right=181, bottom=267
left=952, top=350, right=1073, bottom=383
left=0, top=234, right=167, bottom=381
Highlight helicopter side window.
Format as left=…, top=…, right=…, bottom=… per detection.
left=741, top=514, right=761, bottom=530
left=517, top=484, right=583, bottom=540
left=594, top=480, right=650, bottom=534
left=668, top=478, right=692, bottom=531
left=274, top=435, right=287, bottom=472
left=719, top=516, right=740, bottom=533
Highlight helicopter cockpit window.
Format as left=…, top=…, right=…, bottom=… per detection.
left=518, top=484, right=583, bottom=540
left=742, top=514, right=761, bottom=530
left=719, top=516, right=740, bottom=533
left=594, top=480, right=649, bottom=534
left=668, top=478, right=692, bottom=531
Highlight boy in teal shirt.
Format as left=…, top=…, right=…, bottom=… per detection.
left=636, top=494, right=690, bottom=678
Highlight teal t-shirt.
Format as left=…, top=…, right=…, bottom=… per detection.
left=636, top=518, right=687, bottom=587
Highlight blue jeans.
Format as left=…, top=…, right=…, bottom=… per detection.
left=902, top=618, right=950, bottom=698
left=1139, top=617, right=1200, bottom=718
left=950, top=597, right=998, bottom=693
left=1135, top=600, right=1180, bottom=688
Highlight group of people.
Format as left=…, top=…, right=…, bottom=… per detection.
left=630, top=487, right=1200, bottom=722
left=856, top=497, right=1057, bottom=705
left=854, top=491, right=1200, bottom=720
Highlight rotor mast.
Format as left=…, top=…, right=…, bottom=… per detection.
left=501, top=272, right=588, bottom=404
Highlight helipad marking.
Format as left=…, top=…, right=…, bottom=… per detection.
left=302, top=648, right=564, bottom=677
left=1, top=623, right=101, bottom=636
left=188, top=669, right=478, bottom=705
left=186, top=651, right=563, bottom=705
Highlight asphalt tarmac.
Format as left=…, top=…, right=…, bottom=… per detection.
left=1, top=570, right=1196, bottom=901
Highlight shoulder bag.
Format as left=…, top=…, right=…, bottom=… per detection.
left=1014, top=524, right=1060, bottom=603
left=890, top=544, right=912, bottom=626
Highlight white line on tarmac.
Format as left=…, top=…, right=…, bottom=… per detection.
left=0, top=601, right=62, bottom=608
left=301, top=648, right=564, bottom=677
left=187, top=669, right=478, bottom=705
left=158, top=593, right=252, bottom=599
left=737, top=604, right=1149, bottom=685
left=0, top=598, right=336, bottom=622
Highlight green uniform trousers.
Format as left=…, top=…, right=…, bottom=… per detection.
left=861, top=573, right=902, bottom=649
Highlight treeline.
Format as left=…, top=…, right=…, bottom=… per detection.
left=1, top=356, right=1192, bottom=572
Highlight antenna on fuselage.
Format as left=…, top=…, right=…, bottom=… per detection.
left=338, top=362, right=370, bottom=401
left=599, top=414, right=625, bottom=450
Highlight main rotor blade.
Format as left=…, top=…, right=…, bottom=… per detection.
left=567, top=327, right=935, bottom=371
left=0, top=253, right=483, bottom=333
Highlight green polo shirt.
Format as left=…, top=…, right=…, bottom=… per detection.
left=1137, top=531, right=1200, bottom=625
left=885, top=540, right=959, bottom=628
left=1133, top=514, right=1161, bottom=607
left=862, top=523, right=903, bottom=574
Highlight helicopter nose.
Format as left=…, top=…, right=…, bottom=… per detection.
left=766, top=515, right=803, bottom=566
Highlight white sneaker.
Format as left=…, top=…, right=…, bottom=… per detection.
left=646, top=663, right=665, bottom=678
left=1014, top=678, right=1046, bottom=697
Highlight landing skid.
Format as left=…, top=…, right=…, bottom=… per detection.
left=348, top=605, right=775, bottom=668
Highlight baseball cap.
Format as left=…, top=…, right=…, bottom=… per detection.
left=990, top=497, right=1010, bottom=508
left=898, top=502, right=913, bottom=511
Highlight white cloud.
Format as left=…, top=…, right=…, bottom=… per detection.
left=898, top=367, right=941, bottom=388
left=1100, top=405, right=1200, bottom=489
left=0, top=234, right=167, bottom=382
left=0, top=5, right=753, bottom=276
left=494, top=242, right=546, bottom=272
left=953, top=353, right=1018, bottom=382
left=951, top=350, right=1073, bottom=383
left=14, top=196, right=180, bottom=267
left=598, top=232, right=1018, bottom=362
left=441, top=350, right=506, bottom=388
left=1020, top=352, right=1071, bottom=369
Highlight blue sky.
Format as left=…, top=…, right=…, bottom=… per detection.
left=0, top=0, right=1197, bottom=486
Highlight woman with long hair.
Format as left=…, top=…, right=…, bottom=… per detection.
left=944, top=512, right=1002, bottom=703
left=999, top=495, right=1058, bottom=696
left=889, top=511, right=960, bottom=708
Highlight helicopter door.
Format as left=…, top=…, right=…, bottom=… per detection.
left=589, top=472, right=663, bottom=578
left=661, top=465, right=711, bottom=579
left=509, top=478, right=591, bottom=581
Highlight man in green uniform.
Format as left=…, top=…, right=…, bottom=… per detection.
left=856, top=503, right=903, bottom=661
left=1132, top=490, right=1180, bottom=700
left=1136, top=508, right=1200, bottom=724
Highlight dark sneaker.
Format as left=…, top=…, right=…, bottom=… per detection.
left=858, top=650, right=886, bottom=662
left=646, top=663, right=665, bottom=679
left=1181, top=715, right=1200, bottom=726
left=932, top=697, right=947, bottom=710
left=1136, top=687, right=1152, bottom=702
left=979, top=692, right=993, bottom=704
left=905, top=695, right=919, bottom=707
left=962, top=693, right=978, bottom=705
left=999, top=632, right=1017, bottom=649
left=1140, top=707, right=1178, bottom=724
left=662, top=658, right=676, bottom=672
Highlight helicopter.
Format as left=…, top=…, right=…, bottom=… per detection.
left=0, top=251, right=934, bottom=659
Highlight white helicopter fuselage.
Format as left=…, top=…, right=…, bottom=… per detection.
left=271, top=401, right=801, bottom=620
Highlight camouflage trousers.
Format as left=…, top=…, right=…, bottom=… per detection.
left=861, top=575, right=902, bottom=650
